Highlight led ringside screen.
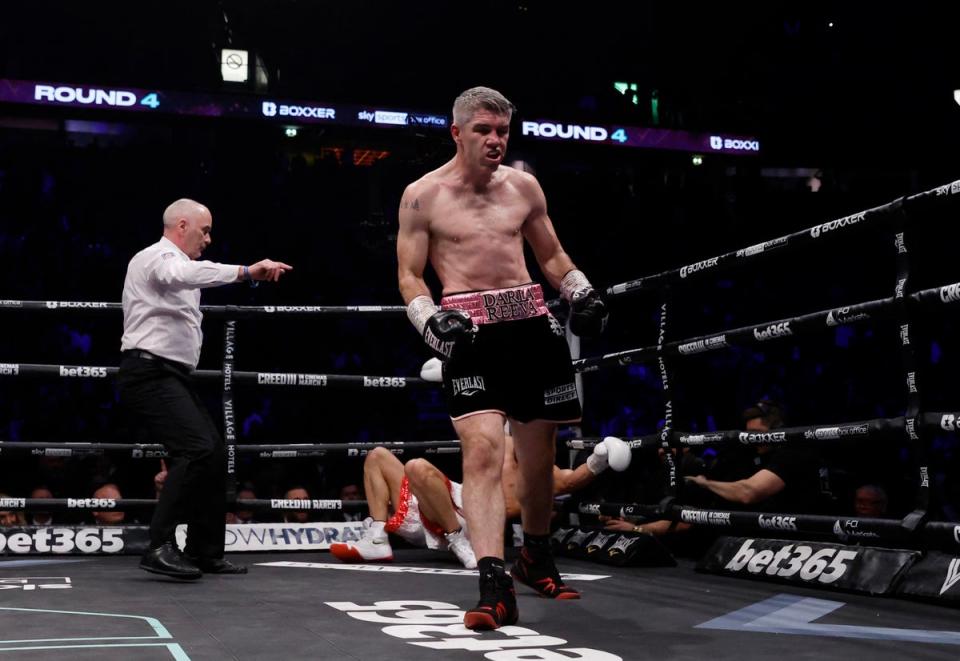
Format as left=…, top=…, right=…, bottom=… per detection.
left=0, top=79, right=447, bottom=130
left=0, top=79, right=761, bottom=155
left=520, top=120, right=760, bottom=155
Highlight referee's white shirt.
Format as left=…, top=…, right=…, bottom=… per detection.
left=121, top=236, right=240, bottom=368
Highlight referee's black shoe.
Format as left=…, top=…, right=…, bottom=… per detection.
left=186, top=556, right=248, bottom=574
left=140, top=542, right=202, bottom=579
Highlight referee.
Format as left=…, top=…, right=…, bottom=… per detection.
left=119, top=198, right=291, bottom=579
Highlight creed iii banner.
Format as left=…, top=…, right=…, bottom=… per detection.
left=698, top=536, right=918, bottom=595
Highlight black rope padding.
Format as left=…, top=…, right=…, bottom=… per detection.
left=223, top=321, right=238, bottom=500
left=4, top=410, right=958, bottom=458
left=9, top=410, right=960, bottom=458
left=0, top=497, right=368, bottom=512
left=249, top=440, right=462, bottom=457
left=566, top=412, right=960, bottom=451
left=923, top=521, right=960, bottom=552
left=0, top=301, right=407, bottom=316
left=890, top=202, right=931, bottom=529
left=0, top=440, right=462, bottom=457
left=574, top=279, right=960, bottom=373
left=0, top=364, right=432, bottom=388
left=578, top=502, right=917, bottom=542
left=604, top=179, right=960, bottom=296
left=656, top=293, right=679, bottom=495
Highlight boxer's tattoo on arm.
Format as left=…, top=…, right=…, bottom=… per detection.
left=412, top=198, right=420, bottom=210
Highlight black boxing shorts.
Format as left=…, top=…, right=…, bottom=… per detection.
left=439, top=283, right=582, bottom=423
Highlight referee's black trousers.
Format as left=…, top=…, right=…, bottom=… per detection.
left=118, top=353, right=227, bottom=558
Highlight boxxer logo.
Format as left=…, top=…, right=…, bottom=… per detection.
left=810, top=212, right=865, bottom=238
left=680, top=257, right=719, bottom=279
left=739, top=431, right=786, bottom=443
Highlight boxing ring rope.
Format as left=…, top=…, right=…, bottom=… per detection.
left=0, top=363, right=432, bottom=387
left=0, top=496, right=369, bottom=515
left=567, top=412, right=960, bottom=450
left=600, top=181, right=959, bottom=297
left=571, top=282, right=957, bottom=373
left=0, top=302, right=408, bottom=316
left=0, top=300, right=431, bottom=509
left=570, top=179, right=960, bottom=547
left=0, top=440, right=462, bottom=458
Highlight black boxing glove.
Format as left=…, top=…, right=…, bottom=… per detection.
left=407, top=295, right=475, bottom=360
left=560, top=269, right=608, bottom=337
left=570, top=288, right=608, bottom=337
left=423, top=309, right=475, bottom=359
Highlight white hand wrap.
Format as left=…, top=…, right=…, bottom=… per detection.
left=586, top=441, right=609, bottom=475
left=560, top=269, right=593, bottom=301
left=407, top=295, right=439, bottom=335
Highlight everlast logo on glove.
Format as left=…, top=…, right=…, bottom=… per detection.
left=423, top=309, right=474, bottom=360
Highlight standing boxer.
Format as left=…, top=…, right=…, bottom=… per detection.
left=396, top=87, right=608, bottom=629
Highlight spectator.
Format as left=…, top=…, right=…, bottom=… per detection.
left=283, top=486, right=310, bottom=524
left=853, top=484, right=888, bottom=518
left=227, top=487, right=258, bottom=524
left=684, top=400, right=820, bottom=513
left=92, top=483, right=125, bottom=525
left=338, top=483, right=364, bottom=522
left=29, top=486, right=53, bottom=526
left=0, top=493, right=25, bottom=527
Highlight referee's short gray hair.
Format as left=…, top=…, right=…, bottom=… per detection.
left=162, top=199, right=207, bottom=228
left=452, top=87, right=515, bottom=127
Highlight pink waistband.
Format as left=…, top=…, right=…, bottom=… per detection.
left=441, top=283, right=547, bottom=325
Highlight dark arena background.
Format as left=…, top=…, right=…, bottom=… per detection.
left=0, top=3, right=959, bottom=659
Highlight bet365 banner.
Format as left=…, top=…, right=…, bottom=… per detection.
left=698, top=536, right=919, bottom=594
left=0, top=526, right=146, bottom=555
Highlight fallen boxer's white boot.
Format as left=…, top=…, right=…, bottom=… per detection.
left=330, top=518, right=394, bottom=562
